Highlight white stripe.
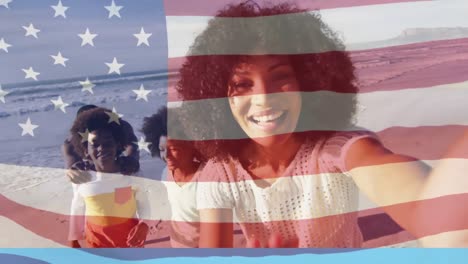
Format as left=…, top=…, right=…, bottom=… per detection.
left=167, top=0, right=468, bottom=57
left=168, top=81, right=468, bottom=140
left=0, top=216, right=65, bottom=248
left=0, top=160, right=461, bottom=223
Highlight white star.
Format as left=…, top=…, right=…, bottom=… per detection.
left=105, top=0, right=123, bottom=19
left=105, top=57, right=124, bottom=75
left=105, top=107, right=123, bottom=125
left=0, top=85, right=10, bottom=103
left=78, top=28, right=98, bottom=47
left=79, top=78, right=95, bottom=94
left=18, top=117, right=39, bottom=137
left=132, top=84, right=151, bottom=102
left=78, top=129, right=90, bottom=143
left=23, top=23, right=40, bottom=39
left=133, top=27, right=152, bottom=47
left=0, top=0, right=12, bottom=8
left=0, top=38, right=12, bottom=53
left=134, top=136, right=151, bottom=154
left=22, top=67, right=40, bottom=81
left=50, top=51, right=69, bottom=67
left=50, top=96, right=69, bottom=113
left=51, top=0, right=69, bottom=18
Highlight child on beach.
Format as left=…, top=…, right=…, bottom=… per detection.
left=67, top=107, right=150, bottom=248
left=141, top=106, right=205, bottom=247
left=175, top=1, right=468, bottom=248
left=63, top=104, right=140, bottom=184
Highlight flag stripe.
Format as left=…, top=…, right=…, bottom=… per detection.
left=165, top=126, right=468, bottom=162
left=166, top=81, right=468, bottom=140
left=2, top=192, right=466, bottom=247
left=167, top=37, right=468, bottom=101
left=163, top=0, right=430, bottom=17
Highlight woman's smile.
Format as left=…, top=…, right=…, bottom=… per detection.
left=228, top=56, right=302, bottom=143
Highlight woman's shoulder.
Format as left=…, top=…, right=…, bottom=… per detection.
left=313, top=129, right=379, bottom=173
left=319, top=129, right=378, bottom=151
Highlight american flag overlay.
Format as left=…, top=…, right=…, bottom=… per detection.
left=1, top=0, right=468, bottom=262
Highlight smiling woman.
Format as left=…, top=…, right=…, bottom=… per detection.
left=173, top=1, right=468, bottom=248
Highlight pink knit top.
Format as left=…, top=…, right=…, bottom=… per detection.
left=197, top=131, right=375, bottom=248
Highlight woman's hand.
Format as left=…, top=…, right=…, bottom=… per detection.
left=126, top=221, right=149, bottom=247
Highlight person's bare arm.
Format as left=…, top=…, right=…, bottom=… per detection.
left=347, top=137, right=468, bottom=247
left=199, top=209, right=234, bottom=248
left=62, top=141, right=92, bottom=184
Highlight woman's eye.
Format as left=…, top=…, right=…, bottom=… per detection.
left=229, top=81, right=252, bottom=95
left=234, top=81, right=251, bottom=88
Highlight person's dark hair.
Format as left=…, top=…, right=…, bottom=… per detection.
left=70, top=107, right=127, bottom=159
left=175, top=1, right=358, bottom=161
left=141, top=106, right=167, bottom=158
left=76, top=104, right=98, bottom=116
left=141, top=106, right=205, bottom=162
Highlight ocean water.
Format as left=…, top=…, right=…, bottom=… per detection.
left=0, top=71, right=171, bottom=175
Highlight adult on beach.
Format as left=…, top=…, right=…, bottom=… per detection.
left=175, top=1, right=468, bottom=248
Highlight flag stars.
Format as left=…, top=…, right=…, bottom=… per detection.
left=105, top=57, right=124, bottom=75
left=105, top=0, right=123, bottom=19
left=50, top=96, right=69, bottom=113
left=51, top=0, right=69, bottom=18
left=78, top=28, right=98, bottom=47
left=79, top=78, right=96, bottom=94
left=22, top=67, right=40, bottom=81
left=0, top=38, right=12, bottom=53
left=133, top=84, right=151, bottom=102
left=19, top=117, right=39, bottom=137
left=23, top=23, right=40, bottom=39
left=51, top=52, right=69, bottom=67
left=0, top=85, right=10, bottom=103
left=134, top=136, right=151, bottom=154
left=133, top=27, right=152, bottom=47
left=105, top=107, right=123, bottom=125
left=78, top=129, right=90, bottom=143
left=0, top=0, right=12, bottom=8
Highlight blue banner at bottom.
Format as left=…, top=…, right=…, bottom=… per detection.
left=0, top=248, right=466, bottom=264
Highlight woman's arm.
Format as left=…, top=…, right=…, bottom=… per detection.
left=346, top=137, right=468, bottom=247
left=199, top=208, right=234, bottom=248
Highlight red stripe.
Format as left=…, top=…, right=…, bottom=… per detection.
left=2, top=193, right=466, bottom=247
left=164, top=0, right=429, bottom=17
left=353, top=38, right=468, bottom=93
left=165, top=126, right=468, bottom=183
left=168, top=37, right=468, bottom=101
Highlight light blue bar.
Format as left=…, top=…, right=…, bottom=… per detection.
left=0, top=249, right=467, bottom=264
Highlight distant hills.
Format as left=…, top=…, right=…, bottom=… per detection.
left=348, top=27, right=468, bottom=50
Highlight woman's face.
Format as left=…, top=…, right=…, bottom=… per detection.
left=159, top=135, right=194, bottom=171
left=227, top=56, right=302, bottom=147
left=159, top=135, right=168, bottom=163
left=86, top=129, right=119, bottom=172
